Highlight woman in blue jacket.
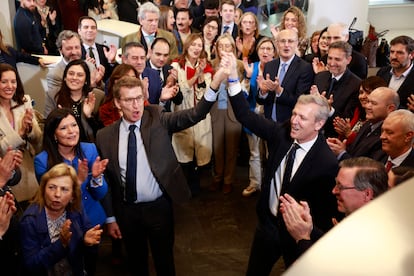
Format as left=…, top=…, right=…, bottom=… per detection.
left=34, top=108, right=108, bottom=275
left=20, top=163, right=102, bottom=276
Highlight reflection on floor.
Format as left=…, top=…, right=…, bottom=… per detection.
left=96, top=164, right=285, bottom=276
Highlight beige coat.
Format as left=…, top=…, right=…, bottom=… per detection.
left=0, top=95, right=42, bottom=202
left=170, top=60, right=213, bottom=166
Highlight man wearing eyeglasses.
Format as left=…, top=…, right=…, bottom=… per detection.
left=96, top=63, right=229, bottom=275
left=279, top=157, right=388, bottom=254
left=256, top=29, right=314, bottom=124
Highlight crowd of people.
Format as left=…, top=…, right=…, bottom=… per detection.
left=1, top=0, right=414, bottom=275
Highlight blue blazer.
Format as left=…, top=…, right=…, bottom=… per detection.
left=0, top=46, right=40, bottom=69
left=20, top=204, right=93, bottom=276
left=257, top=55, right=314, bottom=123
left=34, top=143, right=108, bottom=226
left=142, top=67, right=163, bottom=104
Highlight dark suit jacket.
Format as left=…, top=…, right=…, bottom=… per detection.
left=314, top=69, right=361, bottom=137
left=96, top=97, right=215, bottom=218
left=321, top=49, right=367, bottom=79
left=376, top=65, right=414, bottom=109
left=146, top=61, right=183, bottom=111
left=256, top=55, right=314, bottom=123
left=0, top=46, right=39, bottom=69
left=116, top=0, right=138, bottom=24
left=396, top=149, right=414, bottom=168
left=341, top=121, right=387, bottom=162
left=141, top=67, right=163, bottom=104
left=229, top=92, right=339, bottom=262
left=81, top=43, right=116, bottom=82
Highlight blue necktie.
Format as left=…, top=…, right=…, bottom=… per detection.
left=279, top=63, right=287, bottom=84
left=146, top=34, right=155, bottom=44
left=223, top=25, right=230, bottom=34
left=271, top=63, right=287, bottom=121
left=126, top=124, right=137, bottom=203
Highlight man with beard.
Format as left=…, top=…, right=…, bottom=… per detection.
left=376, top=35, right=414, bottom=110
left=14, top=0, right=46, bottom=54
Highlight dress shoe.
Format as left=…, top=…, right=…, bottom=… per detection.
left=242, top=186, right=257, bottom=197
left=222, top=184, right=233, bottom=194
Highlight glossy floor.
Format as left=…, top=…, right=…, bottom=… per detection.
left=95, top=165, right=285, bottom=276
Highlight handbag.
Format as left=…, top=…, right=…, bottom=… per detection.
left=348, top=17, right=364, bottom=52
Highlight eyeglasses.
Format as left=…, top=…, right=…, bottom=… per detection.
left=205, top=24, right=218, bottom=31
left=120, top=95, right=144, bottom=104
left=258, top=46, right=274, bottom=52
left=277, top=39, right=298, bottom=45
left=241, top=20, right=255, bottom=25
left=334, top=183, right=358, bottom=191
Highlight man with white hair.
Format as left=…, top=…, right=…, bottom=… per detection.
left=124, top=2, right=178, bottom=60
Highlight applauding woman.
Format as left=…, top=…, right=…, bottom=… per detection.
left=0, top=64, right=42, bottom=205
left=44, top=59, right=105, bottom=142
left=34, top=108, right=108, bottom=275
left=20, top=163, right=103, bottom=275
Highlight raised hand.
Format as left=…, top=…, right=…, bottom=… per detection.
left=82, top=92, right=96, bottom=118
left=326, top=137, right=347, bottom=156
left=84, top=225, right=103, bottom=246
left=312, top=57, right=327, bottom=74
left=20, top=108, right=34, bottom=138
left=242, top=57, right=253, bottom=79
left=60, top=219, right=72, bottom=247
left=91, top=156, right=109, bottom=178
left=279, top=193, right=313, bottom=242
left=0, top=149, right=22, bottom=186
left=77, top=158, right=89, bottom=185
left=103, top=44, right=117, bottom=64
left=0, top=192, right=17, bottom=237
left=333, top=117, right=351, bottom=138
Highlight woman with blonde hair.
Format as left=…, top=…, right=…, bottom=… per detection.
left=271, top=6, right=308, bottom=56
left=170, top=33, right=214, bottom=195
left=20, top=163, right=103, bottom=275
left=235, top=12, right=263, bottom=63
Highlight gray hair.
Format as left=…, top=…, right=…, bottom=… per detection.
left=138, top=2, right=160, bottom=20
left=339, top=157, right=388, bottom=198
left=328, top=22, right=349, bottom=37
left=328, top=41, right=353, bottom=58
left=296, top=94, right=330, bottom=122
left=56, top=30, right=81, bottom=50
left=385, top=109, right=414, bottom=144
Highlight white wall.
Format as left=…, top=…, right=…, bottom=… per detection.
left=307, top=0, right=370, bottom=36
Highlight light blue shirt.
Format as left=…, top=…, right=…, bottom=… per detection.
left=119, top=119, right=163, bottom=203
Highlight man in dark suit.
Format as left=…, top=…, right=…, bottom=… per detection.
left=381, top=109, right=414, bottom=170
left=116, top=0, right=138, bottom=24
left=256, top=29, right=314, bottom=123
left=96, top=66, right=227, bottom=275
left=219, top=0, right=238, bottom=40
left=376, top=35, right=414, bottom=109
left=327, top=87, right=399, bottom=162
left=313, top=41, right=361, bottom=137
left=147, top=37, right=183, bottom=110
left=322, top=22, right=368, bottom=79
left=78, top=16, right=117, bottom=82
left=122, top=41, right=179, bottom=105
left=222, top=52, right=339, bottom=273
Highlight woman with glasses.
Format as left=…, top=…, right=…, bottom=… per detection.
left=202, top=16, right=221, bottom=61
left=241, top=37, right=276, bottom=197
left=235, top=12, right=264, bottom=63
left=170, top=33, right=214, bottom=196
left=34, top=108, right=108, bottom=275
left=209, top=33, right=245, bottom=194
left=44, top=59, right=105, bottom=142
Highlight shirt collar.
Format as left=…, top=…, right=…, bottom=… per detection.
left=294, top=135, right=318, bottom=153
left=391, top=62, right=413, bottom=78
left=389, top=148, right=412, bottom=166
left=121, top=117, right=141, bottom=130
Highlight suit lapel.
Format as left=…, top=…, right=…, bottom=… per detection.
left=140, top=109, right=152, bottom=157
left=282, top=56, right=298, bottom=86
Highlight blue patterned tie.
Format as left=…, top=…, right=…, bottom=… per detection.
left=271, top=63, right=287, bottom=121
left=126, top=124, right=137, bottom=203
